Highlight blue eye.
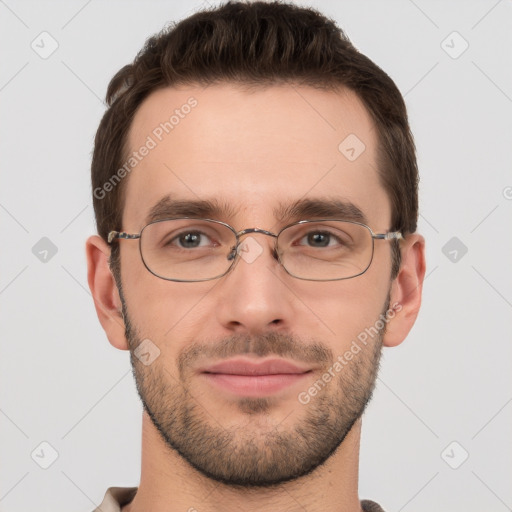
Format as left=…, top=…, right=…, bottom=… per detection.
left=168, top=231, right=214, bottom=249
left=297, top=230, right=347, bottom=248
left=176, top=232, right=206, bottom=248
left=305, top=232, right=331, bottom=247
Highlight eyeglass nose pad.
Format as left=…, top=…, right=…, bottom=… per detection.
left=226, top=243, right=280, bottom=262
left=227, top=245, right=238, bottom=261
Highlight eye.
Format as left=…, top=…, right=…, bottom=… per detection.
left=297, top=230, right=347, bottom=248
left=303, top=231, right=332, bottom=247
left=169, top=231, right=215, bottom=249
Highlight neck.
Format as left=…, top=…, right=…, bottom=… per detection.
left=123, top=412, right=363, bottom=512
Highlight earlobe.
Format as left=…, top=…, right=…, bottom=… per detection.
left=85, top=235, right=129, bottom=351
left=382, top=234, right=426, bottom=348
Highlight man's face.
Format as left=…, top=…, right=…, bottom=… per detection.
left=118, top=83, right=394, bottom=486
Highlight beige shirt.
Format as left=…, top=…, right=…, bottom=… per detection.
left=93, top=487, right=386, bottom=511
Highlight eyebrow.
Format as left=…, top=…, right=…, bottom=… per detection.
left=144, top=194, right=368, bottom=226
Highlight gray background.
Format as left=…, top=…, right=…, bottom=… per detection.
left=1, top=1, right=511, bottom=511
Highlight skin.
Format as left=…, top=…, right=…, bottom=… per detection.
left=86, top=83, right=426, bottom=512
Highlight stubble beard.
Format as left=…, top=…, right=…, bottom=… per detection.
left=120, top=289, right=387, bottom=488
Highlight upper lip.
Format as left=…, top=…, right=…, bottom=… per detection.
left=200, top=358, right=312, bottom=376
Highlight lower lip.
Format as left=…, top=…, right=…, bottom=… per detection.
left=201, top=372, right=311, bottom=396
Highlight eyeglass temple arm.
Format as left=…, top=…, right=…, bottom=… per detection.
left=373, top=231, right=403, bottom=240
left=107, top=231, right=141, bottom=244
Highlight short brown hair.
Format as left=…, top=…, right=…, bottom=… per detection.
left=91, top=0, right=418, bottom=281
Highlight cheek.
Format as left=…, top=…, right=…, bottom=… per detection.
left=296, top=275, right=390, bottom=347
left=124, top=262, right=216, bottom=341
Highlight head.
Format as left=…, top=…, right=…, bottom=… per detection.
left=87, top=1, right=425, bottom=488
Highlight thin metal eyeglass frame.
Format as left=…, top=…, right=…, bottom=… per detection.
left=107, top=217, right=403, bottom=282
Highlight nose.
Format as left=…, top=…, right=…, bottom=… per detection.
left=214, top=234, right=295, bottom=335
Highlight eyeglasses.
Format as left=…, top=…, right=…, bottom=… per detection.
left=107, top=218, right=402, bottom=282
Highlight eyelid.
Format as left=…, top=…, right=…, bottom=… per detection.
left=167, top=223, right=227, bottom=247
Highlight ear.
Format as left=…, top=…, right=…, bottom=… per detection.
left=382, top=233, right=426, bottom=348
left=85, top=235, right=129, bottom=351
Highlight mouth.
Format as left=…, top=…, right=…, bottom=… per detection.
left=199, top=358, right=313, bottom=396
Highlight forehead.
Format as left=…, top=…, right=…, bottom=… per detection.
left=122, top=82, right=390, bottom=230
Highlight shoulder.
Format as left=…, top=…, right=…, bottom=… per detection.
left=361, top=499, right=387, bottom=512
left=92, top=487, right=138, bottom=512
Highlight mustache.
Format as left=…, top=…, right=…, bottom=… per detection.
left=177, top=331, right=334, bottom=376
